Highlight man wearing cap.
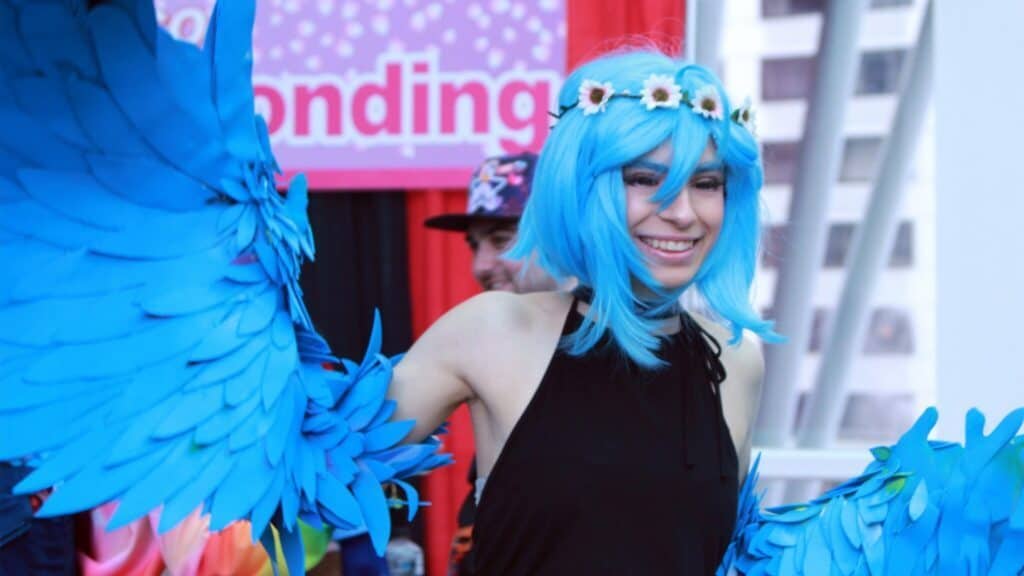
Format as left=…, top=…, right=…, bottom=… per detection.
left=424, top=152, right=557, bottom=575
left=425, top=152, right=557, bottom=294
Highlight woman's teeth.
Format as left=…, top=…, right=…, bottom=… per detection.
left=641, top=237, right=696, bottom=253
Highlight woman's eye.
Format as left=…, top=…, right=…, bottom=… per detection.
left=692, top=177, right=724, bottom=191
left=624, top=173, right=662, bottom=187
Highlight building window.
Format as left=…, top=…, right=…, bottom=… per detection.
left=870, top=0, right=913, bottom=8
left=808, top=307, right=914, bottom=354
left=889, top=222, right=914, bottom=267
left=762, top=57, right=816, bottom=101
left=840, top=137, right=883, bottom=182
left=839, top=392, right=917, bottom=442
left=763, top=51, right=907, bottom=101
left=762, top=0, right=824, bottom=18
left=763, top=221, right=915, bottom=269
left=761, top=225, right=789, bottom=269
left=764, top=0, right=911, bottom=18
left=865, top=307, right=915, bottom=354
left=856, top=50, right=906, bottom=95
left=823, top=223, right=856, bottom=267
left=762, top=141, right=800, bottom=185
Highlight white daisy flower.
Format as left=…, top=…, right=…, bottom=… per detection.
left=732, top=97, right=758, bottom=136
left=578, top=79, right=614, bottom=115
left=691, top=85, right=724, bottom=120
left=640, top=74, right=683, bottom=110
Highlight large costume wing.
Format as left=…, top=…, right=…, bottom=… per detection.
left=718, top=408, right=1024, bottom=575
left=0, top=0, right=447, bottom=570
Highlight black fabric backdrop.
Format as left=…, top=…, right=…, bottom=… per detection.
left=298, top=190, right=426, bottom=554
left=300, top=191, right=414, bottom=360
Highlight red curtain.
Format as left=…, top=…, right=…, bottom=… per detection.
left=407, top=2, right=686, bottom=573
left=405, top=189, right=480, bottom=576
left=567, top=0, right=686, bottom=68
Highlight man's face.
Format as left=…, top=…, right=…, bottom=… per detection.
left=466, top=221, right=556, bottom=293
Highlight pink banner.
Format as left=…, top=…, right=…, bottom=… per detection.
left=158, top=0, right=566, bottom=190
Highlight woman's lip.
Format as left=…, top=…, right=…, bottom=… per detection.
left=635, top=236, right=700, bottom=264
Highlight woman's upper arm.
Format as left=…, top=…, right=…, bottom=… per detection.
left=386, top=294, right=492, bottom=443
left=722, top=334, right=764, bottom=485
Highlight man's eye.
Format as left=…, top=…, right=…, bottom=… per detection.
left=493, top=236, right=513, bottom=250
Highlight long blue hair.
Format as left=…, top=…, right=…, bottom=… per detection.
left=507, top=49, right=779, bottom=368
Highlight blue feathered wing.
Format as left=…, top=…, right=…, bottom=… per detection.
left=719, top=408, right=1024, bottom=575
left=0, top=0, right=448, bottom=571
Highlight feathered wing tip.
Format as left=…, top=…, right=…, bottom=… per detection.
left=0, top=1, right=448, bottom=573
left=299, top=310, right=452, bottom=558
left=715, top=455, right=764, bottom=576
left=717, top=408, right=1024, bottom=575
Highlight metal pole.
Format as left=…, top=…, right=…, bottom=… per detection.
left=784, top=0, right=934, bottom=502
left=684, top=0, right=699, bottom=61
left=695, top=0, right=725, bottom=72
left=799, top=0, right=933, bottom=448
left=756, top=0, right=869, bottom=447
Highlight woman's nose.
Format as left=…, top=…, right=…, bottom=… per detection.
left=657, top=188, right=698, bottom=226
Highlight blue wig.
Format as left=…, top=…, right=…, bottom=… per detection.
left=507, top=49, right=779, bottom=368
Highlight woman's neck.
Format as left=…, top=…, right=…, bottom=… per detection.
left=571, top=285, right=683, bottom=334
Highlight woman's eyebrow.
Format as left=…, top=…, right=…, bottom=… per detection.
left=693, top=160, right=725, bottom=173
left=624, top=160, right=670, bottom=173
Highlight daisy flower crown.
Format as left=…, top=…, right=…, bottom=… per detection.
left=550, top=73, right=757, bottom=136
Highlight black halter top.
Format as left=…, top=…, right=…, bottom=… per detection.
left=471, top=299, right=739, bottom=575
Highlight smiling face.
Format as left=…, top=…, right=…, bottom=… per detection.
left=466, top=221, right=557, bottom=293
left=624, top=139, right=725, bottom=291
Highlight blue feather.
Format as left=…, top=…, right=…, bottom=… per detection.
left=238, top=286, right=280, bottom=335
left=279, top=520, right=306, bottom=576
left=12, top=424, right=121, bottom=492
left=194, top=393, right=261, bottom=446
left=264, top=383, right=299, bottom=466
left=363, top=420, right=416, bottom=453
left=316, top=473, right=364, bottom=529
left=353, top=467, right=391, bottom=556
left=153, top=385, right=223, bottom=439
left=155, top=31, right=221, bottom=146
left=250, top=470, right=287, bottom=542
left=106, top=439, right=223, bottom=530
left=158, top=449, right=235, bottom=533
left=207, top=0, right=260, bottom=162
left=18, top=3, right=96, bottom=76
left=87, top=155, right=214, bottom=212
left=0, top=4, right=31, bottom=72
left=391, top=478, right=420, bottom=522
left=13, top=76, right=93, bottom=149
left=0, top=390, right=114, bottom=459
left=24, top=309, right=217, bottom=382
left=0, top=108, right=88, bottom=170
left=34, top=442, right=174, bottom=517
left=209, top=443, right=274, bottom=530
left=66, top=76, right=153, bottom=156
left=0, top=4, right=452, bottom=571
left=717, top=409, right=1024, bottom=575
left=18, top=167, right=149, bottom=229
left=259, top=525, right=281, bottom=576
left=87, top=6, right=232, bottom=189
left=224, top=349, right=269, bottom=406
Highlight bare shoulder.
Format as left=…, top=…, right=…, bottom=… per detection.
left=690, top=313, right=765, bottom=389
left=420, top=290, right=570, bottom=377
left=432, top=289, right=568, bottom=338
left=389, top=290, right=570, bottom=442
left=690, top=313, right=764, bottom=481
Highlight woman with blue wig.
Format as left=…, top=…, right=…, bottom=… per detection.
left=388, top=49, right=774, bottom=574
